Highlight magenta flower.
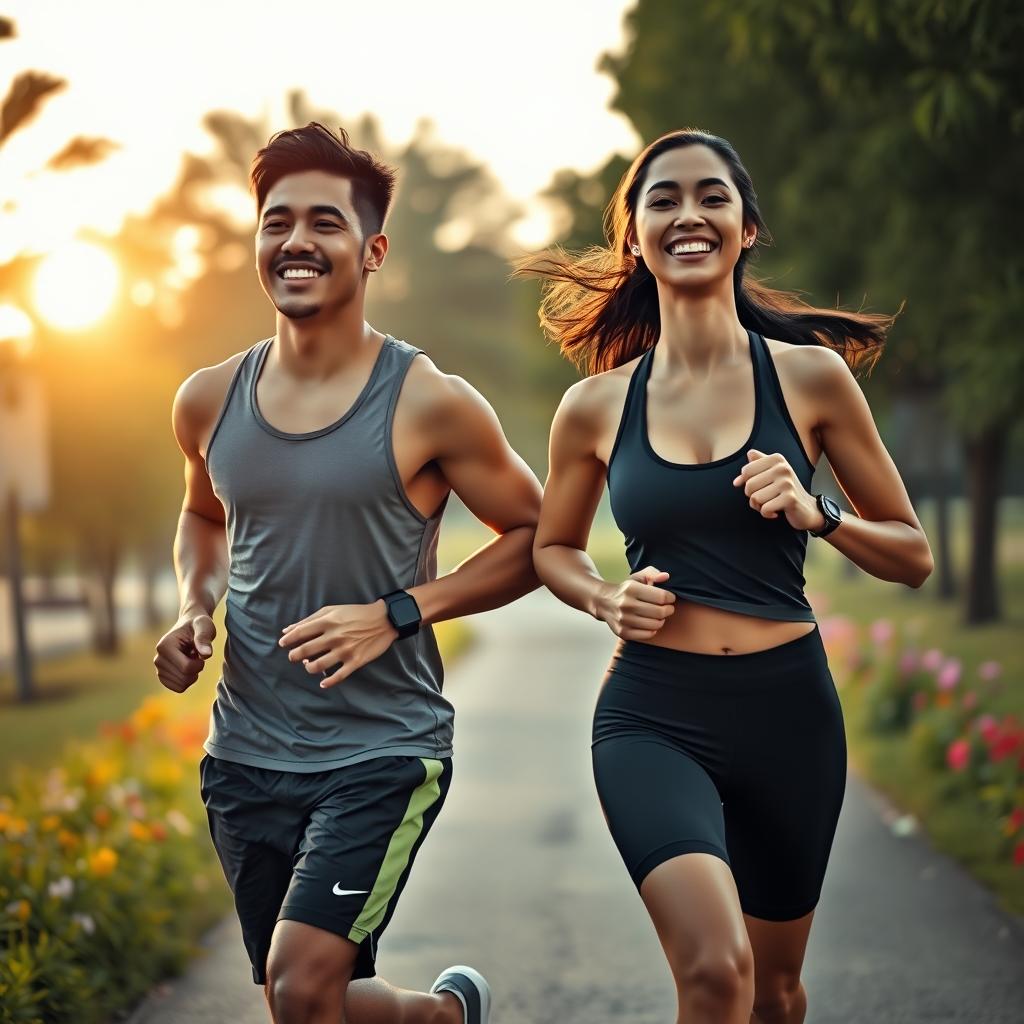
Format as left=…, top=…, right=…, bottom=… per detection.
left=946, top=738, right=971, bottom=772
left=921, top=648, right=944, bottom=672
left=979, top=661, right=1002, bottom=682
left=937, top=658, right=962, bottom=691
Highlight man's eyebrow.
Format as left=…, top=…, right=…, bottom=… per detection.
left=261, top=204, right=350, bottom=223
left=645, top=176, right=730, bottom=194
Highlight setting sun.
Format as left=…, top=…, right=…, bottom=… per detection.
left=31, top=242, right=121, bottom=332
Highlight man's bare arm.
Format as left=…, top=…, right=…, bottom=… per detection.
left=408, top=373, right=543, bottom=625
left=154, top=367, right=232, bottom=692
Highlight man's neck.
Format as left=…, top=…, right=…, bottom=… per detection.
left=273, top=305, right=382, bottom=379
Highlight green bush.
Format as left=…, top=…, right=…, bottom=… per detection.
left=0, top=698, right=227, bottom=1024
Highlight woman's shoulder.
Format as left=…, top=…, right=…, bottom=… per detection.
left=765, top=337, right=851, bottom=392
left=555, top=354, right=644, bottom=440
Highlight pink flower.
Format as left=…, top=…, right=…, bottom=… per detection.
left=1010, top=808, right=1024, bottom=832
left=870, top=619, right=895, bottom=646
left=979, top=661, right=1002, bottom=682
left=937, top=658, right=962, bottom=691
left=946, top=738, right=971, bottom=772
left=818, top=616, right=855, bottom=646
left=921, top=648, right=944, bottom=672
left=898, top=650, right=919, bottom=677
left=961, top=690, right=978, bottom=711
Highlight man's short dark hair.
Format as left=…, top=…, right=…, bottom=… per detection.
left=250, top=122, right=397, bottom=236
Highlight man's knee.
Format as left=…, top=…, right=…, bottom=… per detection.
left=265, top=922, right=357, bottom=1022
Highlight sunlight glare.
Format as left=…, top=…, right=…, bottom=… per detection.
left=31, top=242, right=121, bottom=331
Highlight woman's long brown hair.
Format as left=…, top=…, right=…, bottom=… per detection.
left=514, top=129, right=894, bottom=377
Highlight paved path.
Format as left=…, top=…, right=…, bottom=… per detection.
left=130, top=591, right=1024, bottom=1023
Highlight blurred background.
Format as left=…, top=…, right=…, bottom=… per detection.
left=1, top=2, right=1022, bottom=1021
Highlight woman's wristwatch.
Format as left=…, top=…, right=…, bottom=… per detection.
left=809, top=494, right=843, bottom=537
left=381, top=589, right=422, bottom=638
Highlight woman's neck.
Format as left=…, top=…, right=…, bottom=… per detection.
left=654, top=283, right=748, bottom=375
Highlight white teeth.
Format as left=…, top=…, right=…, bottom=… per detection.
left=669, top=241, right=713, bottom=255
left=281, top=268, right=321, bottom=279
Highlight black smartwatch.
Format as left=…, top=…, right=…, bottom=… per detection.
left=381, top=589, right=422, bottom=639
left=810, top=494, right=843, bottom=537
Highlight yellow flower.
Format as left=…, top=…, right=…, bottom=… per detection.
left=4, top=816, right=28, bottom=838
left=40, top=815, right=61, bottom=832
left=145, top=757, right=183, bottom=788
left=57, top=828, right=80, bottom=851
left=131, top=697, right=169, bottom=732
left=88, top=847, right=118, bottom=877
left=0, top=811, right=9, bottom=830
left=129, top=821, right=151, bottom=842
left=85, top=759, right=118, bottom=789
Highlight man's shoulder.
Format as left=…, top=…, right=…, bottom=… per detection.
left=400, top=350, right=485, bottom=420
left=173, top=347, right=255, bottom=447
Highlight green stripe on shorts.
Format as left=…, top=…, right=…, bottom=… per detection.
left=348, top=758, right=444, bottom=942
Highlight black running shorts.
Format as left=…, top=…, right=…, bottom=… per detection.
left=592, top=625, right=846, bottom=921
left=199, top=753, right=452, bottom=984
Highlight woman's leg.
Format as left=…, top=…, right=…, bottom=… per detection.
left=743, top=911, right=815, bottom=1024
left=593, top=733, right=752, bottom=1023
left=641, top=854, right=755, bottom=1023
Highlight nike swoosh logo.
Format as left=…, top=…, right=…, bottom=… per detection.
left=332, top=884, right=369, bottom=896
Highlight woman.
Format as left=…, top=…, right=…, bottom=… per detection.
left=518, top=130, right=933, bottom=1024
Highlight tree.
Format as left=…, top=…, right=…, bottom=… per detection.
left=549, top=0, right=1023, bottom=623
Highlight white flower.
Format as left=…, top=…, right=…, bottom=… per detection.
left=72, top=912, right=96, bottom=935
left=165, top=810, right=193, bottom=836
left=48, top=876, right=74, bottom=900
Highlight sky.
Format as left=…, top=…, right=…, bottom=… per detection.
left=0, top=0, right=641, bottom=260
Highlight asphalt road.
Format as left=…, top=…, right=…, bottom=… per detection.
left=129, top=590, right=1024, bottom=1024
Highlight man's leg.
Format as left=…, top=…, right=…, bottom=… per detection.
left=269, top=757, right=490, bottom=1023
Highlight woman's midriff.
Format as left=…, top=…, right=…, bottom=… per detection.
left=643, top=599, right=817, bottom=655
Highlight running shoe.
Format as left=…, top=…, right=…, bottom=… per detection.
left=430, top=964, right=491, bottom=1023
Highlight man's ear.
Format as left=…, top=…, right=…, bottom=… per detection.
left=364, top=233, right=389, bottom=273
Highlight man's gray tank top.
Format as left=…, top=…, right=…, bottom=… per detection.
left=203, top=335, right=454, bottom=772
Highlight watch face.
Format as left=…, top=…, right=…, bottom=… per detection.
left=390, top=595, right=420, bottom=629
left=822, top=496, right=842, bottom=521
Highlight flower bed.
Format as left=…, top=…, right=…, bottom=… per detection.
left=0, top=697, right=227, bottom=1024
left=820, top=615, right=1024, bottom=873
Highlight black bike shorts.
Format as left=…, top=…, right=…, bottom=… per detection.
left=592, top=625, right=846, bottom=921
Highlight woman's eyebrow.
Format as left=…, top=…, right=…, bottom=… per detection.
left=645, top=176, right=730, bottom=195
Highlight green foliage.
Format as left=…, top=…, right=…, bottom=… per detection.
left=0, top=698, right=227, bottom=1024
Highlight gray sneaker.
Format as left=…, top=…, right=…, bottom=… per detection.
left=430, top=965, right=491, bottom=1023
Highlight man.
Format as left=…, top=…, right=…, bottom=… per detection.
left=154, top=122, right=541, bottom=1024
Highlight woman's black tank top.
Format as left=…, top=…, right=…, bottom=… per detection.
left=607, top=329, right=817, bottom=623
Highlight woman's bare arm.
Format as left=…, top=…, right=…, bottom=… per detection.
left=807, top=346, right=934, bottom=586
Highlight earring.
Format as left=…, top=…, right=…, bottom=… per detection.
left=744, top=238, right=755, bottom=249
left=630, top=244, right=641, bottom=257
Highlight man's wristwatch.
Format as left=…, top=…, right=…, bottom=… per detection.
left=809, top=494, right=843, bottom=537
left=381, top=590, right=422, bottom=639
